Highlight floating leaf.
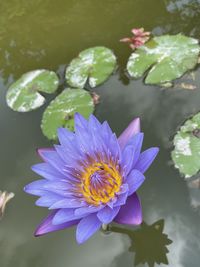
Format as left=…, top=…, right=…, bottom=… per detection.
left=127, top=34, right=200, bottom=84
left=41, top=88, right=94, bottom=140
left=6, top=69, right=59, bottom=112
left=172, top=112, right=200, bottom=177
left=65, top=46, right=117, bottom=88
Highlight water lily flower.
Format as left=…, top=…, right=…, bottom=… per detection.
left=0, top=191, right=15, bottom=219
left=120, top=27, right=151, bottom=50
left=24, top=114, right=158, bottom=244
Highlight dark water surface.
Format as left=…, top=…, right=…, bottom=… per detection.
left=0, top=1, right=200, bottom=266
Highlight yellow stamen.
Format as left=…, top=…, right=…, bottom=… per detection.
left=79, top=161, right=122, bottom=205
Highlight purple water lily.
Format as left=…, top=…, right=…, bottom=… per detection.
left=24, top=114, right=159, bottom=244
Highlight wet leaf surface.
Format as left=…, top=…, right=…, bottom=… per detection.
left=65, top=46, right=117, bottom=88
left=127, top=34, right=200, bottom=85
left=41, top=88, right=94, bottom=140
left=6, top=69, right=59, bottom=112
left=172, top=112, right=200, bottom=177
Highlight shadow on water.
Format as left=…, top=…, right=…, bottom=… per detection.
left=109, top=220, right=172, bottom=267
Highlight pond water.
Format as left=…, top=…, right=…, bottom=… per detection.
left=0, top=1, right=200, bottom=266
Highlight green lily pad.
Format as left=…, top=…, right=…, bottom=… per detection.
left=65, top=46, right=117, bottom=88
left=127, top=34, right=200, bottom=84
left=172, top=112, right=200, bottom=178
left=41, top=88, right=94, bottom=140
left=6, top=69, right=59, bottom=112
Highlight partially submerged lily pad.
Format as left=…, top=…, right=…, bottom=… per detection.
left=172, top=112, right=200, bottom=178
left=6, top=69, right=59, bottom=112
left=65, top=46, right=117, bottom=88
left=127, top=34, right=200, bottom=84
left=41, top=88, right=94, bottom=140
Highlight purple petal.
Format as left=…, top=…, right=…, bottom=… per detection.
left=118, top=118, right=141, bottom=149
left=120, top=133, right=144, bottom=175
left=88, top=114, right=102, bottom=132
left=101, top=121, right=121, bottom=159
left=76, top=214, right=102, bottom=244
left=134, top=147, right=159, bottom=173
left=97, top=206, right=120, bottom=224
left=36, top=150, right=66, bottom=176
left=118, top=183, right=129, bottom=194
left=34, top=210, right=79, bottom=236
left=36, top=193, right=63, bottom=207
left=31, top=163, right=66, bottom=181
left=75, top=205, right=103, bottom=217
left=114, top=191, right=128, bottom=207
left=52, top=208, right=83, bottom=225
left=57, top=127, right=75, bottom=146
left=49, top=198, right=86, bottom=209
left=106, top=197, right=117, bottom=208
left=37, top=148, right=55, bottom=161
left=24, top=179, right=47, bottom=196
left=127, top=133, right=144, bottom=167
left=126, top=169, right=145, bottom=196
left=74, top=113, right=88, bottom=130
left=114, top=193, right=142, bottom=225
left=121, top=146, right=135, bottom=175
left=43, top=181, right=74, bottom=192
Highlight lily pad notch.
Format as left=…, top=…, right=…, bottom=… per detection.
left=65, top=46, right=117, bottom=89
left=127, top=34, right=200, bottom=85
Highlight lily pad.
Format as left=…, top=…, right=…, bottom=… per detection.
left=65, top=46, right=117, bottom=88
left=127, top=34, right=200, bottom=84
left=6, top=69, right=59, bottom=112
left=41, top=88, right=94, bottom=140
left=172, top=112, right=200, bottom=178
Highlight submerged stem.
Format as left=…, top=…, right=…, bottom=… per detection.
left=102, top=223, right=108, bottom=231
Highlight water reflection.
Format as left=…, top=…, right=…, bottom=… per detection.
left=165, top=0, right=200, bottom=18
left=161, top=0, right=200, bottom=37
left=187, top=177, right=200, bottom=210
left=109, top=220, right=172, bottom=267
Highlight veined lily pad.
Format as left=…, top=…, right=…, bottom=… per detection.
left=127, top=34, right=200, bottom=84
left=172, top=112, right=200, bottom=178
left=6, top=69, right=59, bottom=112
left=41, top=88, right=94, bottom=140
left=65, top=46, right=117, bottom=88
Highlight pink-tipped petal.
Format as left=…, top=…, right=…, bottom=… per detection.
left=120, top=37, right=132, bottom=43
left=118, top=118, right=141, bottom=149
left=114, top=193, right=142, bottom=225
left=34, top=211, right=79, bottom=237
left=37, top=148, right=55, bottom=161
left=131, top=28, right=144, bottom=36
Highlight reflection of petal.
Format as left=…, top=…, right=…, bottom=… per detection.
left=0, top=191, right=15, bottom=219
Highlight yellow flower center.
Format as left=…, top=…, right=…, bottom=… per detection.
left=79, top=161, right=122, bottom=206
